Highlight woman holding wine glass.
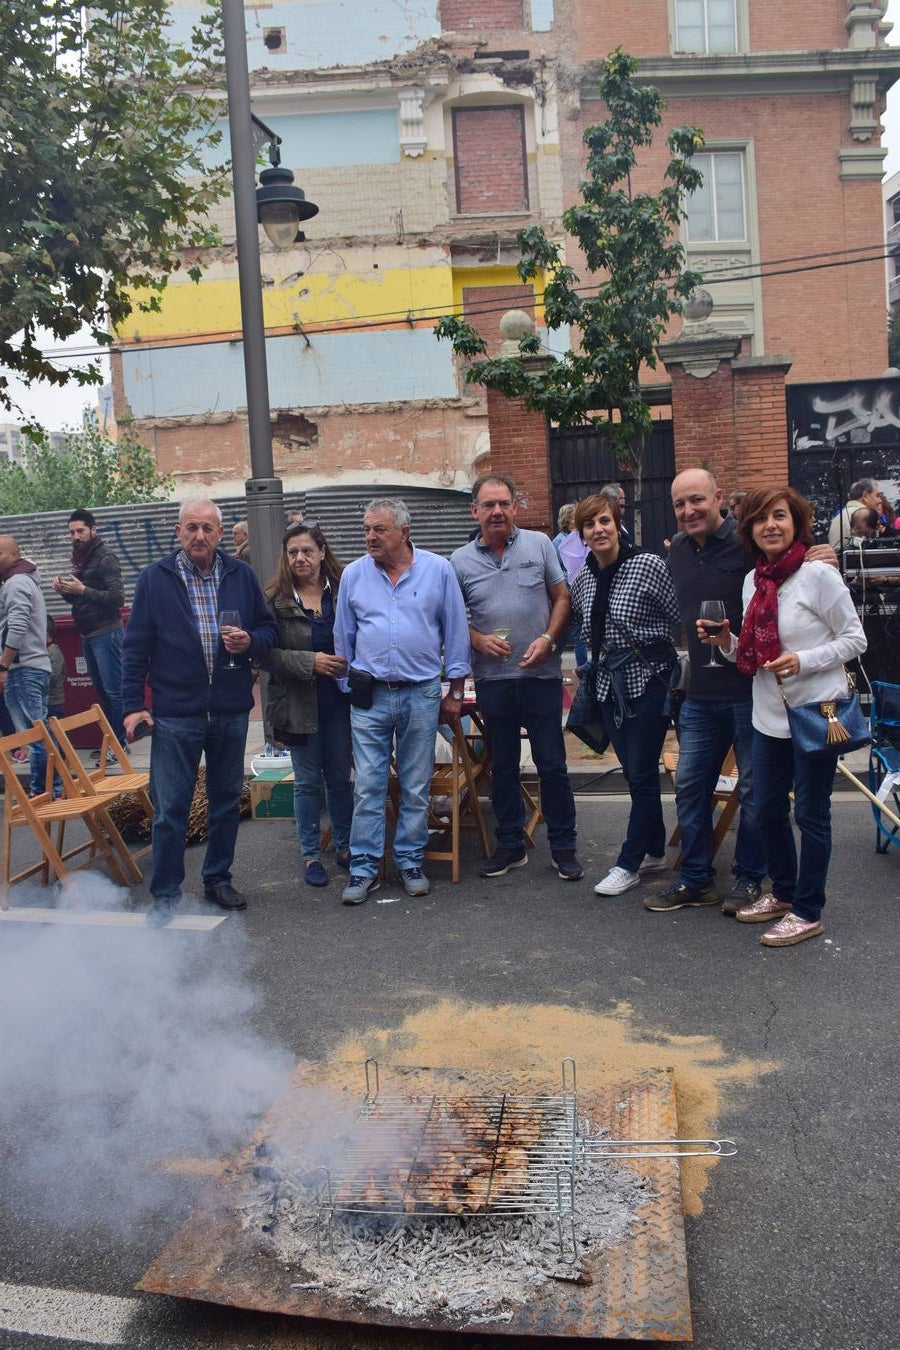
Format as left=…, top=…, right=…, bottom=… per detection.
left=700, top=486, right=866, bottom=946
left=262, top=523, right=354, bottom=888
left=570, top=493, right=680, bottom=896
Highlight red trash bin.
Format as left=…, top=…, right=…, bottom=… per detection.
left=52, top=607, right=131, bottom=748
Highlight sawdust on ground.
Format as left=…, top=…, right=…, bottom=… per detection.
left=308, top=998, right=775, bottom=1218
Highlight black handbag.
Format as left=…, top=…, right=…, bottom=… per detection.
left=779, top=677, right=870, bottom=759
left=566, top=661, right=610, bottom=755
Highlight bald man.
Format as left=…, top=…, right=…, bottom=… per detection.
left=0, top=535, right=52, bottom=796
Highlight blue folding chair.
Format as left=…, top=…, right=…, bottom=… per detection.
left=868, top=681, right=900, bottom=853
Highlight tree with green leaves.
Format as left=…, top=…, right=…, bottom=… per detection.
left=436, top=49, right=704, bottom=528
left=0, top=0, right=226, bottom=414
left=0, top=415, right=173, bottom=514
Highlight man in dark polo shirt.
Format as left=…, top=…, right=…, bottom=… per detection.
left=646, top=468, right=766, bottom=914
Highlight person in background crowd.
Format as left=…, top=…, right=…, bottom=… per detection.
left=571, top=493, right=678, bottom=896
left=827, top=478, right=880, bottom=549
left=123, top=498, right=277, bottom=927
left=232, top=520, right=251, bottom=564
left=874, top=492, right=894, bottom=534
left=702, top=486, right=866, bottom=947
left=850, top=507, right=880, bottom=541
left=335, top=497, right=470, bottom=905
left=262, top=523, right=353, bottom=889
left=728, top=488, right=749, bottom=518
left=46, top=617, right=66, bottom=720
left=0, top=535, right=52, bottom=796
left=600, top=482, right=630, bottom=542
left=52, top=508, right=125, bottom=755
left=552, top=502, right=589, bottom=668
left=452, top=474, right=582, bottom=882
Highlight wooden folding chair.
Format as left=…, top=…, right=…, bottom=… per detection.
left=663, top=746, right=740, bottom=866
left=0, top=724, right=141, bottom=906
left=50, top=705, right=151, bottom=808
left=424, top=721, right=490, bottom=882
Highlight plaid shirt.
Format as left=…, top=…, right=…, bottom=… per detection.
left=176, top=548, right=224, bottom=679
left=571, top=552, right=679, bottom=702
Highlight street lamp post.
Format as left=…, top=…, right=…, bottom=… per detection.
left=221, top=0, right=318, bottom=589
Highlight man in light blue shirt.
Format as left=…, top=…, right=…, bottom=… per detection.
left=335, top=498, right=470, bottom=904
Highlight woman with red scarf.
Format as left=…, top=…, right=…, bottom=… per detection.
left=700, top=487, right=865, bottom=947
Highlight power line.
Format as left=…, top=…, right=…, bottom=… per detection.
left=22, top=240, right=898, bottom=363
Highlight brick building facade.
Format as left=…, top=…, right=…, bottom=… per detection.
left=111, top=1, right=900, bottom=498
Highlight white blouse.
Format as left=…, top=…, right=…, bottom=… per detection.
left=725, top=561, right=867, bottom=739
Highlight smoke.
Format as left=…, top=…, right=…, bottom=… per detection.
left=0, top=877, right=293, bottom=1235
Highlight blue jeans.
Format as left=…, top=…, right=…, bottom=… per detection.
left=82, top=627, right=125, bottom=745
left=290, top=700, right=353, bottom=860
left=475, top=678, right=577, bottom=853
left=752, top=730, right=835, bottom=922
left=348, top=679, right=441, bottom=877
left=675, top=696, right=766, bottom=889
left=5, top=667, right=50, bottom=796
left=601, top=680, right=668, bottom=873
left=149, top=712, right=248, bottom=900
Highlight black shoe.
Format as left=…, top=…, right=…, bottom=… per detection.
left=644, top=880, right=718, bottom=912
left=553, top=850, right=584, bottom=881
left=721, top=878, right=762, bottom=916
left=480, top=846, right=528, bottom=878
left=147, top=897, right=177, bottom=928
left=204, top=881, right=248, bottom=911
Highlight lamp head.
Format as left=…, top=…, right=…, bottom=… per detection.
left=256, top=162, right=319, bottom=249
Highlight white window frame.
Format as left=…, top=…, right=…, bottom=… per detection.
left=669, top=0, right=747, bottom=55
left=684, top=150, right=747, bottom=245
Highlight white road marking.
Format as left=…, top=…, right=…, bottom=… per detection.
left=0, top=908, right=225, bottom=930
left=0, top=1280, right=139, bottom=1345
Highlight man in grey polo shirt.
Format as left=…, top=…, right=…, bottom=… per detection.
left=451, top=473, right=582, bottom=881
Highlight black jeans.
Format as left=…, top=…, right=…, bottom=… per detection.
left=601, top=679, right=669, bottom=873
left=475, top=677, right=577, bottom=853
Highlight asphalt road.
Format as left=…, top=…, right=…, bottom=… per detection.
left=1, top=788, right=897, bottom=1350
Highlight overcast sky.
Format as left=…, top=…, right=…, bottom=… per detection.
left=6, top=9, right=900, bottom=432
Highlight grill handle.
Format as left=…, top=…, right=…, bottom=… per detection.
left=581, top=1137, right=737, bottom=1159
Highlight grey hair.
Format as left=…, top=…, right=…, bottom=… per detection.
left=600, top=482, right=624, bottom=498
left=557, top=502, right=577, bottom=531
left=364, top=497, right=411, bottom=529
left=849, top=477, right=877, bottom=499
left=179, top=497, right=223, bottom=525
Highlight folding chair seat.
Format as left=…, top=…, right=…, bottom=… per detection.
left=663, top=746, right=740, bottom=866
left=0, top=724, right=141, bottom=905
left=49, top=704, right=151, bottom=810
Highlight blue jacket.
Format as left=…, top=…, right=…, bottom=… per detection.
left=122, top=550, right=277, bottom=717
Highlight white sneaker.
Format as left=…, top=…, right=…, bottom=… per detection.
left=638, top=854, right=668, bottom=874
left=593, top=866, right=641, bottom=895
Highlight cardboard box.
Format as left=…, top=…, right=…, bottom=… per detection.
left=250, top=768, right=295, bottom=820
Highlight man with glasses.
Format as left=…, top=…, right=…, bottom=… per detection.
left=451, top=474, right=582, bottom=881
left=334, top=498, right=470, bottom=905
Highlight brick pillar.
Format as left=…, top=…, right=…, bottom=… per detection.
left=482, top=309, right=554, bottom=532
left=659, top=319, right=792, bottom=489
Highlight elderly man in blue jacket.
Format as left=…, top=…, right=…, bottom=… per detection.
left=123, top=498, right=276, bottom=925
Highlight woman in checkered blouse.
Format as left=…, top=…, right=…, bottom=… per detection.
left=570, top=494, right=680, bottom=898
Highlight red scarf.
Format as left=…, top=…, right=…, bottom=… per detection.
left=736, top=540, right=807, bottom=676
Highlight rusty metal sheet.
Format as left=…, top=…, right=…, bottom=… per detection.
left=138, top=1065, right=693, bottom=1341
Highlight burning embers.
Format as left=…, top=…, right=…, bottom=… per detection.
left=232, top=1059, right=733, bottom=1325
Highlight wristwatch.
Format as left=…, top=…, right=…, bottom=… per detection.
left=539, top=632, right=557, bottom=652
left=448, top=689, right=464, bottom=701
left=0, top=664, right=8, bottom=673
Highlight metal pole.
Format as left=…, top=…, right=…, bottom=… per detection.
left=222, top=0, right=283, bottom=591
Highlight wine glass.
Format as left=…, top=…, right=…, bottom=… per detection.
left=699, top=600, right=726, bottom=668
left=492, top=619, right=512, bottom=663
left=218, top=609, right=242, bottom=669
